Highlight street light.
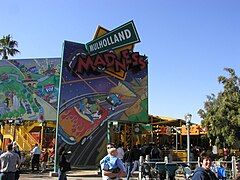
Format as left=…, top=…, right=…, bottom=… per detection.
left=185, top=113, right=192, bottom=166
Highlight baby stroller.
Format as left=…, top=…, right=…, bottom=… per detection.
left=142, top=162, right=160, bottom=179
left=142, top=162, right=152, bottom=179
left=179, top=163, right=194, bottom=180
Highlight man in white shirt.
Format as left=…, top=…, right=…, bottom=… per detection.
left=117, top=143, right=124, bottom=161
left=212, top=144, right=218, bottom=160
left=0, top=143, right=21, bottom=180
left=31, top=143, right=41, bottom=172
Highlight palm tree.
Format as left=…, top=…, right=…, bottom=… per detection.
left=0, top=34, right=20, bottom=59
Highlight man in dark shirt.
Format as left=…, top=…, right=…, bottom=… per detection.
left=13, top=142, right=21, bottom=180
left=123, top=146, right=133, bottom=180
left=192, top=151, right=218, bottom=180
left=131, top=145, right=142, bottom=175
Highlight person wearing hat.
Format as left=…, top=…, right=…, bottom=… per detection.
left=13, top=142, right=21, bottom=159
left=100, top=143, right=126, bottom=180
left=0, top=143, right=21, bottom=180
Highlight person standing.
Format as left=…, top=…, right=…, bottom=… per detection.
left=101, top=148, right=122, bottom=173
left=131, top=145, right=142, bottom=176
left=0, top=143, right=21, bottom=180
left=117, top=143, right=124, bottom=161
left=192, top=151, right=218, bottom=180
left=12, top=142, right=21, bottom=160
left=212, top=144, right=218, bottom=160
left=41, top=148, right=49, bottom=173
left=150, top=144, right=161, bottom=161
left=13, top=142, right=21, bottom=180
left=223, top=147, right=228, bottom=161
left=49, top=147, right=55, bottom=163
left=123, top=146, right=133, bottom=180
left=100, top=143, right=126, bottom=180
left=58, top=146, right=71, bottom=180
left=31, top=143, right=41, bottom=172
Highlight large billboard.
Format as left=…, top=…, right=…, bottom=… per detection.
left=58, top=21, right=148, bottom=166
left=0, top=58, right=61, bottom=121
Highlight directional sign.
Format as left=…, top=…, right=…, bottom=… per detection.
left=141, top=124, right=152, bottom=133
left=86, top=20, right=140, bottom=55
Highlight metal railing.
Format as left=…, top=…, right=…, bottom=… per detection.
left=139, top=155, right=239, bottom=179
left=18, top=127, right=38, bottom=147
left=3, top=124, right=37, bottom=151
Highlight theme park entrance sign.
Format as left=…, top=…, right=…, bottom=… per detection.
left=75, top=49, right=147, bottom=75
left=57, top=20, right=148, bottom=167
left=86, top=20, right=140, bottom=55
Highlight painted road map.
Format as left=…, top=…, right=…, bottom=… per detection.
left=0, top=58, right=60, bottom=121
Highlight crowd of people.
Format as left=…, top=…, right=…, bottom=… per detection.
left=0, top=141, right=238, bottom=180
left=99, top=142, right=204, bottom=180
left=0, top=142, right=55, bottom=180
left=99, top=142, right=240, bottom=180
left=99, top=142, right=167, bottom=180
left=0, top=141, right=72, bottom=180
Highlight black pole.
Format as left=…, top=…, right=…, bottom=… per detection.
left=13, top=120, right=17, bottom=142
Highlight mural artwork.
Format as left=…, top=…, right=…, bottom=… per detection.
left=0, top=58, right=61, bottom=121
left=58, top=21, right=148, bottom=166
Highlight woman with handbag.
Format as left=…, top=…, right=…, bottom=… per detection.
left=58, top=146, right=71, bottom=180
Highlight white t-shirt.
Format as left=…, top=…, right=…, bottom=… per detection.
left=117, top=147, right=124, bottom=160
left=32, top=146, right=41, bottom=155
left=212, top=145, right=218, bottom=155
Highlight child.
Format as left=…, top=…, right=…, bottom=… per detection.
left=41, top=149, right=49, bottom=173
left=101, top=148, right=120, bottom=173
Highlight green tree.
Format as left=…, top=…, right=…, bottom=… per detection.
left=198, top=68, right=240, bottom=148
left=0, top=34, right=20, bottom=59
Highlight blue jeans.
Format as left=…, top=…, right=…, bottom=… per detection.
left=58, top=168, right=67, bottom=180
left=125, top=162, right=133, bottom=180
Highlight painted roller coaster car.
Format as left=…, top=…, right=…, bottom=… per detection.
left=59, top=105, right=108, bottom=145
left=106, top=94, right=123, bottom=107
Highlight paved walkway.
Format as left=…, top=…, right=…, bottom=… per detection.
left=20, top=169, right=101, bottom=180
left=17, top=169, right=240, bottom=180
left=19, top=169, right=139, bottom=180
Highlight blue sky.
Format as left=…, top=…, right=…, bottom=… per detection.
left=2, top=0, right=240, bottom=123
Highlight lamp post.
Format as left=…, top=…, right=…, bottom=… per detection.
left=185, top=113, right=192, bottom=166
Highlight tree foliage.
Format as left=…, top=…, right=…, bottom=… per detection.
left=198, top=68, right=240, bottom=148
left=0, top=34, right=20, bottom=59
